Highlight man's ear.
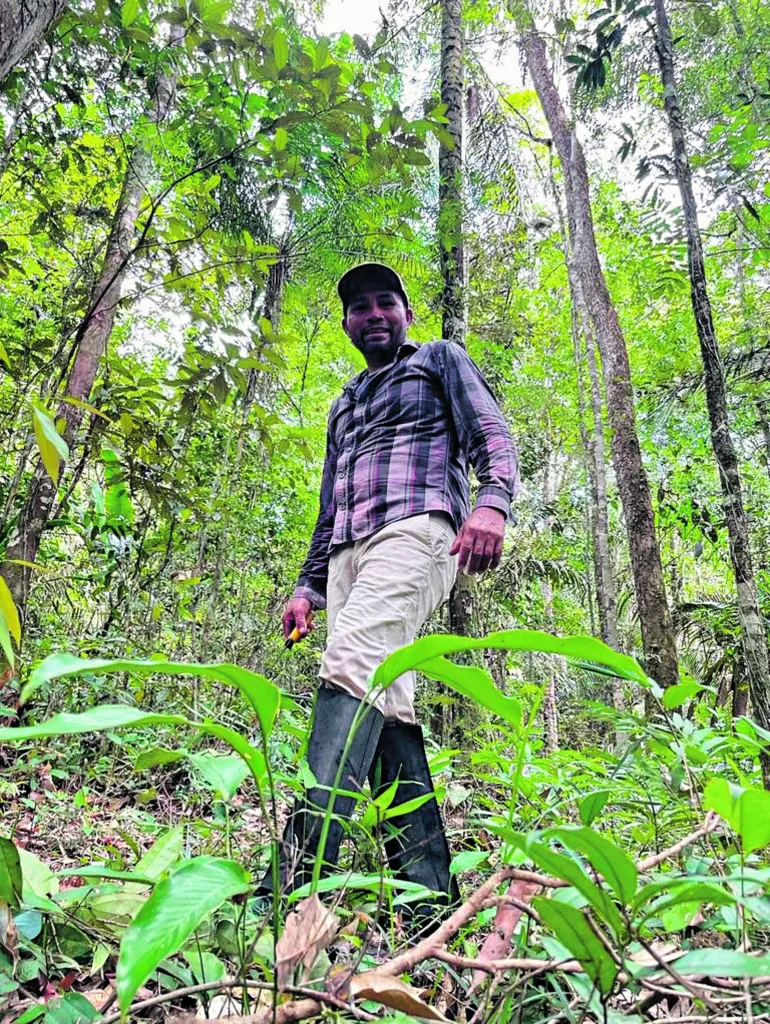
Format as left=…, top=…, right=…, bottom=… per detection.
left=406, top=307, right=414, bottom=326
left=341, top=317, right=351, bottom=337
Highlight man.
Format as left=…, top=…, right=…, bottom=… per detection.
left=262, top=262, right=519, bottom=924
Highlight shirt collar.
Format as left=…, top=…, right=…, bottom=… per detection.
left=343, top=341, right=419, bottom=394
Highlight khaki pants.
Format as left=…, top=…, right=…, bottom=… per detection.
left=320, top=513, right=458, bottom=723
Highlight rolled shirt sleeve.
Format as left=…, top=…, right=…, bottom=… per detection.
left=438, top=341, right=520, bottom=518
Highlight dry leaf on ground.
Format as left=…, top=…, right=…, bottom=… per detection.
left=351, top=970, right=449, bottom=1021
left=276, top=894, right=339, bottom=988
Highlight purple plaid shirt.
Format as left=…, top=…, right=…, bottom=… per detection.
left=295, top=340, right=519, bottom=608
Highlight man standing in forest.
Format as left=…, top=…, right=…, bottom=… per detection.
left=260, top=262, right=518, bottom=926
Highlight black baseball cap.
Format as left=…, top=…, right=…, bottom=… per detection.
left=337, top=262, right=410, bottom=311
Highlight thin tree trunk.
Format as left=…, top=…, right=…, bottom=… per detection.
left=438, top=0, right=466, bottom=344
left=0, top=0, right=66, bottom=84
left=1, top=27, right=181, bottom=626
left=653, top=0, right=770, bottom=781
left=521, top=28, right=679, bottom=690
left=437, top=0, right=478, bottom=744
left=542, top=451, right=558, bottom=753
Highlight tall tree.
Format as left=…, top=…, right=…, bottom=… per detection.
left=0, top=0, right=65, bottom=83
left=1, top=26, right=183, bottom=622
left=521, top=28, right=679, bottom=689
left=653, top=0, right=770, bottom=772
left=438, top=0, right=466, bottom=343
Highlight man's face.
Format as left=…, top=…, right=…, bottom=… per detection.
left=342, top=288, right=414, bottom=369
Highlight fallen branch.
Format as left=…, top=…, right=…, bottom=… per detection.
left=433, top=950, right=583, bottom=975
left=637, top=813, right=718, bottom=873
left=470, top=879, right=540, bottom=993
left=103, top=978, right=375, bottom=1024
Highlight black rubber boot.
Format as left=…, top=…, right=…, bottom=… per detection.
left=369, top=722, right=461, bottom=930
left=261, top=688, right=384, bottom=897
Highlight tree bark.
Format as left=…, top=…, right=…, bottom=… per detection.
left=653, top=0, right=770, bottom=778
left=438, top=0, right=466, bottom=344
left=0, top=0, right=66, bottom=84
left=521, top=29, right=679, bottom=690
left=1, top=28, right=181, bottom=625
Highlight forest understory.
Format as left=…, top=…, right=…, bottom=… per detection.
left=1, top=0, right=770, bottom=1019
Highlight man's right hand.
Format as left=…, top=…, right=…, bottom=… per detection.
left=282, top=596, right=314, bottom=644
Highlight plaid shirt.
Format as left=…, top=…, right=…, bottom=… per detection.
left=295, top=340, right=519, bottom=608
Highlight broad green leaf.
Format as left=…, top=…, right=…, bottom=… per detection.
left=637, top=881, right=734, bottom=919
left=0, top=705, right=186, bottom=742
left=662, top=681, right=703, bottom=709
left=275, top=126, right=288, bottom=151
left=673, top=949, right=770, bottom=977
left=134, top=826, right=184, bottom=881
left=534, top=897, right=618, bottom=995
left=579, top=790, right=609, bottom=826
left=0, top=611, right=13, bottom=668
left=419, top=657, right=522, bottom=727
left=117, top=856, right=249, bottom=1013
left=0, top=838, right=22, bottom=909
left=20, top=654, right=280, bottom=736
left=200, top=722, right=267, bottom=787
left=373, top=631, right=647, bottom=690
left=134, top=747, right=187, bottom=770
left=187, top=751, right=249, bottom=801
left=18, top=848, right=58, bottom=899
left=32, top=404, right=68, bottom=486
left=273, top=30, right=289, bottom=70
left=43, top=992, right=100, bottom=1024
left=704, top=779, right=770, bottom=854
left=498, top=830, right=623, bottom=937
left=450, top=850, right=489, bottom=875
left=0, top=577, right=21, bottom=646
left=121, top=0, right=140, bottom=26
left=546, top=827, right=637, bottom=904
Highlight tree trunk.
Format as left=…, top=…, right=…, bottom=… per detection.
left=438, top=0, right=466, bottom=344
left=0, top=0, right=66, bottom=83
left=521, top=29, right=679, bottom=690
left=542, top=451, right=559, bottom=753
left=1, top=28, right=181, bottom=626
left=437, top=0, right=479, bottom=744
left=653, top=0, right=770, bottom=780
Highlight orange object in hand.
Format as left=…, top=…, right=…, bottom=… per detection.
left=285, top=610, right=314, bottom=649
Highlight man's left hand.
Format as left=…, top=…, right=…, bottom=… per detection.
left=449, top=506, right=506, bottom=575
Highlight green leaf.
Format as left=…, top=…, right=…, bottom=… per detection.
left=289, top=872, right=430, bottom=902
left=373, top=630, right=648, bottom=690
left=134, top=825, right=184, bottom=881
left=0, top=705, right=186, bottom=742
left=0, top=576, right=21, bottom=647
left=450, top=850, right=489, bottom=875
left=121, top=0, right=140, bottom=26
left=673, top=949, right=770, bottom=977
left=546, top=826, right=637, bottom=904
left=273, top=30, right=288, bottom=71
left=579, top=790, right=609, bottom=826
left=499, top=830, right=623, bottom=937
left=0, top=838, right=22, bottom=909
left=32, top=404, right=68, bottom=486
left=419, top=657, right=522, bottom=727
left=534, top=897, right=618, bottom=994
left=20, top=654, right=280, bottom=737
left=662, top=681, right=703, bottom=709
left=134, top=747, right=187, bottom=770
left=275, top=126, right=288, bottom=151
left=55, top=866, right=155, bottom=885
left=117, top=857, right=249, bottom=1013
left=200, top=722, right=267, bottom=787
left=43, top=992, right=100, bottom=1024
left=187, top=752, right=249, bottom=801
left=360, top=778, right=400, bottom=829
left=704, top=779, right=770, bottom=854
